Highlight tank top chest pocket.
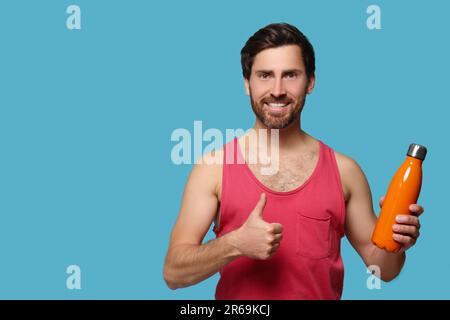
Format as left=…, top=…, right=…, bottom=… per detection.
left=296, top=210, right=331, bottom=259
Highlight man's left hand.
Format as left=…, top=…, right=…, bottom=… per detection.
left=379, top=196, right=424, bottom=253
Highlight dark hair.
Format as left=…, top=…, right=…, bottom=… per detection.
left=240, top=23, right=315, bottom=80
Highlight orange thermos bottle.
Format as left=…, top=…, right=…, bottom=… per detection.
left=371, top=143, right=427, bottom=252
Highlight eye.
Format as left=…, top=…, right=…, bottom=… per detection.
left=285, top=72, right=297, bottom=79
left=259, top=73, right=271, bottom=80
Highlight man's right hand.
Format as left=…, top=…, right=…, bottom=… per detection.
left=230, top=193, right=283, bottom=260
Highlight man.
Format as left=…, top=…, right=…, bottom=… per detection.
left=163, top=23, right=424, bottom=299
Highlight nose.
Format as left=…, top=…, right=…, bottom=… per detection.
left=271, top=77, right=286, bottom=98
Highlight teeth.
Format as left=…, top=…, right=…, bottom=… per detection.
left=267, top=103, right=288, bottom=107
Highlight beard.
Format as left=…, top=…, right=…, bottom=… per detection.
left=249, top=89, right=306, bottom=129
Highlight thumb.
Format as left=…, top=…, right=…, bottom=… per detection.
left=249, top=193, right=267, bottom=220
left=379, top=195, right=385, bottom=209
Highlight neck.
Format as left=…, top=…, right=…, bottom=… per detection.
left=252, top=116, right=307, bottom=151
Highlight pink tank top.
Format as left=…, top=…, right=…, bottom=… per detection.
left=214, top=137, right=346, bottom=300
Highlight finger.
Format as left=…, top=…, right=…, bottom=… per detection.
left=393, top=233, right=416, bottom=246
left=379, top=196, right=385, bottom=209
left=250, top=193, right=267, bottom=219
left=271, top=223, right=283, bottom=234
left=271, top=233, right=283, bottom=244
left=409, top=204, right=424, bottom=217
left=396, top=215, right=420, bottom=228
left=266, top=234, right=277, bottom=245
left=269, top=242, right=280, bottom=254
left=393, top=224, right=420, bottom=238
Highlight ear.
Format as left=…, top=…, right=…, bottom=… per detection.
left=244, top=78, right=250, bottom=96
left=306, top=74, right=316, bottom=94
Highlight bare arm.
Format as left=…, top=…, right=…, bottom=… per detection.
left=336, top=153, right=406, bottom=282
left=163, top=151, right=237, bottom=289
left=163, top=151, right=282, bottom=290
left=164, top=235, right=242, bottom=290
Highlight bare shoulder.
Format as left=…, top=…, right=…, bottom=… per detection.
left=169, top=148, right=224, bottom=247
left=333, top=151, right=366, bottom=202
left=193, top=148, right=224, bottom=199
left=334, top=151, right=359, bottom=172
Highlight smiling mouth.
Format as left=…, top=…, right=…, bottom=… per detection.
left=264, top=102, right=291, bottom=111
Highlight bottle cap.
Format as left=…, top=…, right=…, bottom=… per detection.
left=407, top=143, right=427, bottom=161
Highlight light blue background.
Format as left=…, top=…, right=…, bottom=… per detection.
left=0, top=0, right=448, bottom=299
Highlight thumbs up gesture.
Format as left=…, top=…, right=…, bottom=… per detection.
left=232, top=193, right=283, bottom=260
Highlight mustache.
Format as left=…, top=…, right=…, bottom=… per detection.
left=261, top=97, right=293, bottom=104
